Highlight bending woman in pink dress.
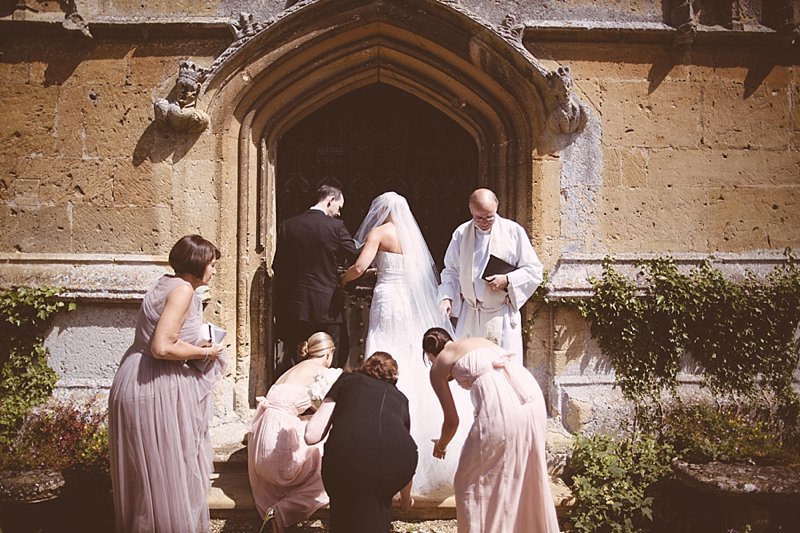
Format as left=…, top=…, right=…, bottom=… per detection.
left=423, top=327, right=560, bottom=533
left=248, top=332, right=338, bottom=533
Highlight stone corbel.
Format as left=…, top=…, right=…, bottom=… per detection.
left=544, top=66, right=589, bottom=135
left=153, top=60, right=210, bottom=133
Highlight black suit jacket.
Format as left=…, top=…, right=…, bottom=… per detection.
left=273, top=209, right=356, bottom=327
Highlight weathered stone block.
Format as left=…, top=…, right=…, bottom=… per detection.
left=71, top=205, right=172, bottom=253
left=112, top=159, right=173, bottom=207
left=169, top=159, right=220, bottom=237
left=648, top=149, right=800, bottom=188
left=552, top=305, right=590, bottom=376
left=702, top=81, right=791, bottom=150
left=598, top=188, right=710, bottom=252
left=80, top=83, right=154, bottom=158
left=15, top=156, right=115, bottom=206
left=605, top=146, right=648, bottom=188
left=0, top=205, right=71, bottom=253
left=0, top=83, right=59, bottom=159
left=707, top=187, right=799, bottom=250
left=601, top=80, right=703, bottom=149
left=562, top=396, right=593, bottom=434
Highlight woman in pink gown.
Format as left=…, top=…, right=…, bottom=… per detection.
left=423, top=327, right=560, bottom=533
left=248, top=332, right=337, bottom=533
left=108, top=235, right=227, bottom=533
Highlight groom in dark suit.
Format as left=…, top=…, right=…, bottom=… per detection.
left=273, top=184, right=356, bottom=374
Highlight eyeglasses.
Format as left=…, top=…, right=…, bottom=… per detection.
left=472, top=214, right=496, bottom=223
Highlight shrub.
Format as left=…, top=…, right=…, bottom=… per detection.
left=660, top=402, right=800, bottom=466
left=567, top=432, right=673, bottom=533
left=0, top=287, right=75, bottom=448
left=0, top=398, right=109, bottom=474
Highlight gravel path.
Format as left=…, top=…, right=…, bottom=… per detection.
left=211, top=517, right=458, bottom=532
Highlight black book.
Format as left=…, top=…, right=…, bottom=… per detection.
left=481, top=254, right=516, bottom=280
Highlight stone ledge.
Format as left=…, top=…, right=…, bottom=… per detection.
left=0, top=253, right=169, bottom=302
left=546, top=250, right=799, bottom=300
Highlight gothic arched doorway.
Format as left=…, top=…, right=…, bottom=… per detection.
left=274, top=83, right=478, bottom=371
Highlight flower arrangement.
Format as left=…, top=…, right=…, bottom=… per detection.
left=308, top=367, right=343, bottom=409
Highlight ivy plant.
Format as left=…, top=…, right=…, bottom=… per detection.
left=577, top=254, right=800, bottom=418
left=0, top=286, right=76, bottom=448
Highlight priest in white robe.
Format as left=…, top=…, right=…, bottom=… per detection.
left=438, top=188, right=543, bottom=365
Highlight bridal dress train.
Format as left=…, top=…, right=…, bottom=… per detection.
left=365, top=251, right=472, bottom=499
left=450, top=345, right=560, bottom=533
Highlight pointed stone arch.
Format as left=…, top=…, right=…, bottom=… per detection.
left=192, top=0, right=589, bottom=402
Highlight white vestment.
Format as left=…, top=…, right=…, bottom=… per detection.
left=438, top=215, right=543, bottom=364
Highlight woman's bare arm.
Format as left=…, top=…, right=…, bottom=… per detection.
left=340, top=228, right=382, bottom=286
left=304, top=398, right=336, bottom=445
left=429, top=354, right=459, bottom=456
left=150, top=283, right=222, bottom=361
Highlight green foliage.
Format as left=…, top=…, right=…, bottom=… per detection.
left=660, top=403, right=800, bottom=465
left=0, top=286, right=76, bottom=448
left=568, top=432, right=674, bottom=533
left=577, top=255, right=800, bottom=416
left=1, top=398, right=109, bottom=474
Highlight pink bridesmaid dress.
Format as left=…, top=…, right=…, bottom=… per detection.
left=450, top=345, right=560, bottom=533
left=248, top=384, right=328, bottom=528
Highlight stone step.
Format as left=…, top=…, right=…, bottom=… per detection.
left=208, top=469, right=574, bottom=521
left=208, top=426, right=574, bottom=521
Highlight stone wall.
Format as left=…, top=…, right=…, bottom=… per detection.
left=1, top=0, right=798, bottom=440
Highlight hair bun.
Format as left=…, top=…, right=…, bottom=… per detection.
left=298, top=341, right=310, bottom=359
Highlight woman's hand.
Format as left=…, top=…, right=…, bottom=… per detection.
left=199, top=342, right=224, bottom=360
left=432, top=439, right=447, bottom=460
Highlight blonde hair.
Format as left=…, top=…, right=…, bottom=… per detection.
left=298, top=332, right=335, bottom=359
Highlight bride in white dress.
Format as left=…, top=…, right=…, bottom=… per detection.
left=339, top=191, right=472, bottom=500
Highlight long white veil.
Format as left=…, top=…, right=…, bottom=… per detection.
left=355, top=191, right=467, bottom=499
left=354, top=191, right=453, bottom=335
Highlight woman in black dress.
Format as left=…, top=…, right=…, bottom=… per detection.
left=305, top=352, right=418, bottom=533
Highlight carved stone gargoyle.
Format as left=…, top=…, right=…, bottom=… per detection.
left=153, top=61, right=210, bottom=133
left=545, top=66, right=589, bottom=135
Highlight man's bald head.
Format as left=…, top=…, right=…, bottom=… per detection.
left=468, top=188, right=499, bottom=231
left=469, top=188, right=499, bottom=211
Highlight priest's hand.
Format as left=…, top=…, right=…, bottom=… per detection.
left=440, top=298, right=452, bottom=317
left=486, top=274, right=509, bottom=291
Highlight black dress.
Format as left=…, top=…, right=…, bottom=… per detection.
left=321, top=372, right=419, bottom=533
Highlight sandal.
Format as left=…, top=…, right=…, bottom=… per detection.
left=258, top=507, right=277, bottom=533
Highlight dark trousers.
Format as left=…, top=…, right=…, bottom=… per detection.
left=322, top=456, right=395, bottom=533
left=278, top=320, right=347, bottom=376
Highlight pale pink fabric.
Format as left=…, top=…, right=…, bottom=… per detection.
left=450, top=346, right=560, bottom=533
left=109, top=275, right=226, bottom=533
left=248, top=384, right=328, bottom=528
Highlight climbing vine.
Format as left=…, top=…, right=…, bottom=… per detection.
left=578, top=254, right=800, bottom=416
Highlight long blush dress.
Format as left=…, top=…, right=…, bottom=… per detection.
left=108, top=275, right=226, bottom=533
left=450, top=345, right=560, bottom=533
left=248, top=384, right=328, bottom=528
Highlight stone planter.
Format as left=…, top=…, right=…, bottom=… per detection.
left=0, top=469, right=65, bottom=532
left=664, top=459, right=800, bottom=533
left=0, top=468, right=113, bottom=532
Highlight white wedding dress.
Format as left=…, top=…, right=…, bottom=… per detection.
left=365, top=251, right=472, bottom=499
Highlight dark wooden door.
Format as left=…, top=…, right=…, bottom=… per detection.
left=276, top=83, right=478, bottom=366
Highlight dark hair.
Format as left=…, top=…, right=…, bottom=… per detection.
left=359, top=352, right=399, bottom=385
left=422, top=327, right=452, bottom=357
left=168, top=235, right=221, bottom=277
left=315, top=184, right=343, bottom=203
